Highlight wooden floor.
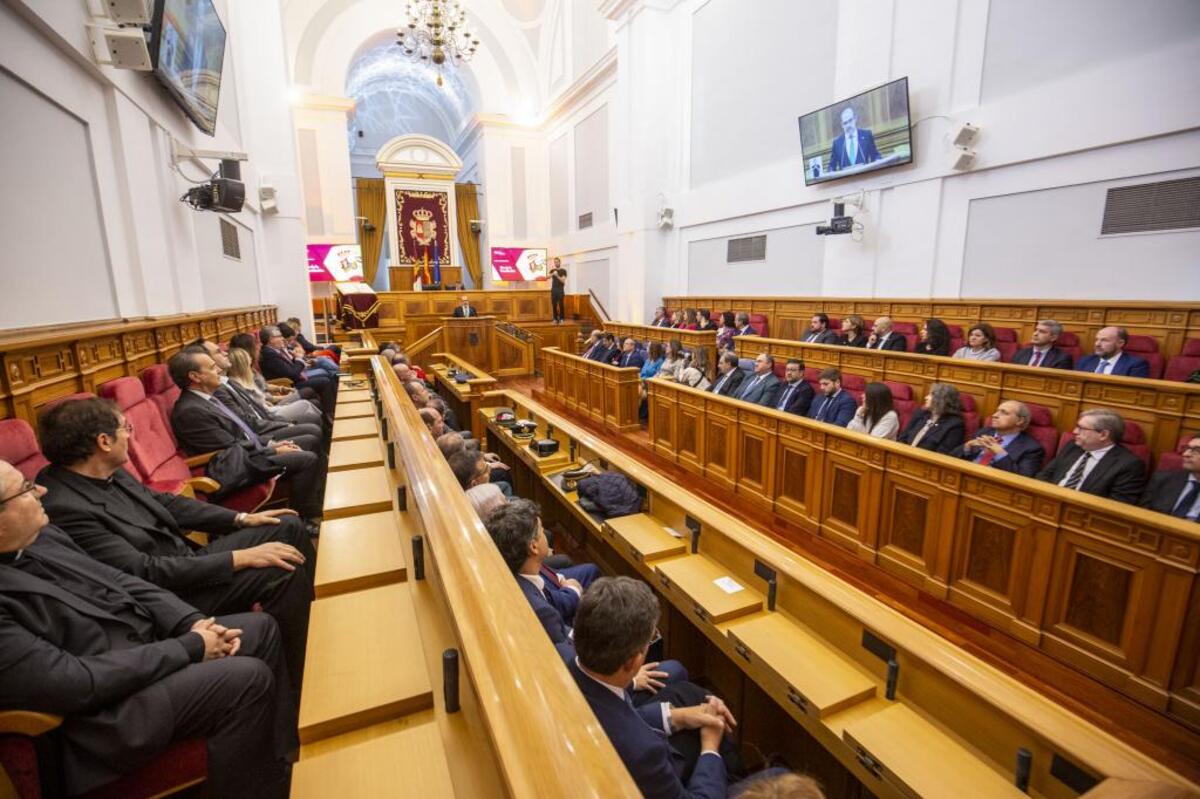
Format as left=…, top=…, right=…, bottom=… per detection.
left=494, top=375, right=1200, bottom=781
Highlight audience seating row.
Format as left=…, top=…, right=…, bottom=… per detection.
left=478, top=388, right=1200, bottom=797
left=661, top=295, right=1200, bottom=364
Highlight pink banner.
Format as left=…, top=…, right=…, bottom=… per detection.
left=307, top=243, right=364, bottom=282
left=490, top=247, right=548, bottom=282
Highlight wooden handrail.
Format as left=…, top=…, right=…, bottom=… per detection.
left=588, top=289, right=611, bottom=323
left=485, top=386, right=1200, bottom=791
left=370, top=358, right=640, bottom=797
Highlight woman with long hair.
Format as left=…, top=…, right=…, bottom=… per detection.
left=841, top=314, right=869, bottom=348
left=953, top=323, right=1001, bottom=362
left=678, top=347, right=712, bottom=391
left=681, top=308, right=699, bottom=330
left=660, top=339, right=686, bottom=381
left=898, top=382, right=965, bottom=453
left=914, top=318, right=951, bottom=357
left=846, top=382, right=899, bottom=439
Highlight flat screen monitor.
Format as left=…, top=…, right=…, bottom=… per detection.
left=150, top=0, right=226, bottom=136
left=491, top=247, right=548, bottom=282
left=307, top=244, right=363, bottom=283
left=798, top=77, right=912, bottom=186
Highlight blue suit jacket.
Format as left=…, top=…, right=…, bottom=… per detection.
left=617, top=350, right=647, bottom=370
left=829, top=128, right=882, bottom=171
left=807, top=390, right=857, bottom=427
left=516, top=576, right=571, bottom=645
left=735, top=373, right=782, bottom=407
left=568, top=660, right=726, bottom=799
left=1075, top=353, right=1150, bottom=378
left=951, top=428, right=1045, bottom=477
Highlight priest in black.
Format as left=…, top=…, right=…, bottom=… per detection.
left=36, top=397, right=314, bottom=685
left=0, top=459, right=293, bottom=798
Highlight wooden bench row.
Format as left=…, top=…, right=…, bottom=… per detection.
left=479, top=387, right=1200, bottom=796
left=293, top=368, right=640, bottom=797
left=661, top=295, right=1200, bottom=362
left=540, top=347, right=642, bottom=433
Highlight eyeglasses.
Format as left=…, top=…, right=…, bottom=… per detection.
left=647, top=628, right=662, bottom=648
left=120, top=421, right=134, bottom=435
left=0, top=480, right=38, bottom=505
left=1073, top=424, right=1099, bottom=433
left=1183, top=445, right=1200, bottom=454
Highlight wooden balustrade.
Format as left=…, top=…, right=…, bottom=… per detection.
left=540, top=347, right=642, bottom=433
left=0, top=305, right=278, bottom=426
left=374, top=289, right=594, bottom=331
left=643, top=375, right=1200, bottom=727
left=662, top=295, right=1200, bottom=361
left=606, top=321, right=721, bottom=368
left=480, top=387, right=1200, bottom=794
left=728, top=335, right=1200, bottom=459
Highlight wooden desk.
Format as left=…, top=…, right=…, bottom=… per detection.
left=604, top=513, right=689, bottom=566
left=299, top=583, right=433, bottom=745
left=540, top=347, right=642, bottom=433
left=338, top=388, right=373, bottom=403
left=322, top=466, right=394, bottom=520
left=428, top=353, right=498, bottom=442
left=328, top=438, right=385, bottom=473
left=655, top=554, right=764, bottom=626
left=332, top=416, right=380, bottom=442
left=334, top=400, right=374, bottom=420
left=292, top=714, right=455, bottom=798
left=314, top=510, right=409, bottom=598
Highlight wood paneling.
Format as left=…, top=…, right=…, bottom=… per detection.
left=540, top=347, right=641, bottom=433
left=645, top=377, right=1200, bottom=723
left=0, top=305, right=277, bottom=427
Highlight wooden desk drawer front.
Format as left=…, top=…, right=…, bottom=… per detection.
left=604, top=514, right=688, bottom=566
left=654, top=556, right=763, bottom=627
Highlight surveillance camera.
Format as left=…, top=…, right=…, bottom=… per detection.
left=469, top=219, right=483, bottom=234
left=815, top=202, right=854, bottom=236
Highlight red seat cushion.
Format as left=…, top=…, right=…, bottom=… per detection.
left=957, top=393, right=977, bottom=413
left=945, top=324, right=963, bottom=338
left=1026, top=403, right=1054, bottom=428
left=1138, top=352, right=1165, bottom=380
left=771, top=362, right=787, bottom=380
left=883, top=381, right=912, bottom=401
left=1125, top=334, right=1159, bottom=353
left=141, top=364, right=182, bottom=446
left=891, top=322, right=917, bottom=335
left=0, top=419, right=49, bottom=482
left=1183, top=339, right=1200, bottom=357
left=748, top=314, right=769, bottom=337
left=1165, top=355, right=1200, bottom=382
left=997, top=341, right=1018, bottom=361
left=993, top=327, right=1018, bottom=343
left=1027, top=425, right=1059, bottom=459
left=81, top=739, right=207, bottom=799
left=1057, top=331, right=1080, bottom=347
left=99, top=378, right=188, bottom=491
left=841, top=373, right=867, bottom=392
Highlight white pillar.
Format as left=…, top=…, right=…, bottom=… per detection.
left=291, top=95, right=358, bottom=246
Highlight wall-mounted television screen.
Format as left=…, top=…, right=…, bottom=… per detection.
left=150, top=0, right=226, bottom=136
left=491, top=247, right=548, bottom=282
left=798, top=77, right=912, bottom=186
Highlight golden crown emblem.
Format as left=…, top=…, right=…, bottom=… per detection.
left=412, top=208, right=433, bottom=221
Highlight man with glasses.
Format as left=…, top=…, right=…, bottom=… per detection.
left=1140, top=434, right=1200, bottom=520
left=36, top=397, right=314, bottom=687
left=0, top=458, right=293, bottom=798
left=1035, top=409, right=1146, bottom=503
left=257, top=325, right=337, bottom=419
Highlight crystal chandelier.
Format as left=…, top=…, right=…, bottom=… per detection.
left=396, top=0, right=479, bottom=87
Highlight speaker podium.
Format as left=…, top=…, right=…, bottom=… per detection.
left=441, top=315, right=495, bottom=367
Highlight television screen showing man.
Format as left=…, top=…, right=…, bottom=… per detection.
left=799, top=77, right=913, bottom=185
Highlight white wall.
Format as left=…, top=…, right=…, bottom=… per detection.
left=0, top=0, right=312, bottom=329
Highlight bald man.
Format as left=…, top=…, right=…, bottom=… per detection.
left=951, top=400, right=1045, bottom=477
left=1075, top=327, right=1150, bottom=378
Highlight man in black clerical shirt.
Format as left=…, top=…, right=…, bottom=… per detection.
left=36, top=397, right=314, bottom=686
left=0, top=458, right=293, bottom=798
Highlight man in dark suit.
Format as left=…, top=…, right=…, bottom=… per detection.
left=866, top=316, right=907, bottom=351
left=773, top=359, right=814, bottom=416
left=802, top=313, right=842, bottom=345
left=586, top=333, right=618, bottom=364
left=0, top=460, right=292, bottom=798
left=649, top=307, right=672, bottom=327
left=735, top=353, right=783, bottom=407
left=709, top=352, right=746, bottom=397
left=732, top=312, right=757, bottom=337
left=1139, top=434, right=1200, bottom=520
left=828, top=106, right=882, bottom=172
left=258, top=325, right=337, bottom=417
left=1011, top=319, right=1074, bottom=369
left=285, top=316, right=341, bottom=360
left=616, top=337, right=647, bottom=370
left=807, top=368, right=857, bottom=427
left=451, top=295, right=478, bottom=317
left=36, top=397, right=314, bottom=685
left=168, top=350, right=325, bottom=520
left=570, top=576, right=737, bottom=799
left=1075, top=327, right=1150, bottom=378
left=1036, top=409, right=1146, bottom=503
left=951, top=400, right=1045, bottom=477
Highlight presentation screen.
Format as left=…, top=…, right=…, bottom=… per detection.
left=798, top=77, right=912, bottom=186
left=307, top=244, right=363, bottom=282
left=151, top=0, right=226, bottom=136
left=491, top=247, right=549, bottom=282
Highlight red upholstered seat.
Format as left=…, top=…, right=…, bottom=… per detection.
left=771, top=362, right=787, bottom=380
left=1164, top=355, right=1200, bottom=382
left=804, top=366, right=823, bottom=384
left=40, top=392, right=94, bottom=413
left=957, top=394, right=979, bottom=438
left=1057, top=425, right=1151, bottom=469
left=1183, top=339, right=1200, bottom=357
left=993, top=327, right=1018, bottom=343
left=826, top=317, right=841, bottom=332
left=0, top=419, right=49, bottom=481
left=894, top=399, right=917, bottom=430
left=749, top=314, right=769, bottom=337
left=141, top=364, right=182, bottom=446
left=996, top=341, right=1018, bottom=362
left=902, top=333, right=918, bottom=351
left=99, top=378, right=193, bottom=492
left=949, top=337, right=963, bottom=353
left=1156, top=435, right=1196, bottom=473
left=1025, top=403, right=1059, bottom=459
left=1058, top=331, right=1080, bottom=347
left=1125, top=335, right=1164, bottom=379
left=945, top=324, right=962, bottom=338
left=891, top=322, right=917, bottom=335
left=840, top=373, right=867, bottom=393
left=883, top=381, right=912, bottom=401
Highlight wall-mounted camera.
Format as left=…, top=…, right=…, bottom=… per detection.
left=815, top=202, right=854, bottom=236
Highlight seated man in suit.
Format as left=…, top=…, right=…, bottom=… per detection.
left=228, top=333, right=324, bottom=427
left=1035, top=409, right=1146, bottom=503
left=774, top=359, right=814, bottom=416
left=580, top=329, right=604, bottom=359
left=807, top=368, right=857, bottom=427
left=36, top=397, right=314, bottom=688
left=257, top=325, right=337, bottom=417
left=649, top=307, right=671, bottom=327
left=1140, top=433, right=1200, bottom=520
left=866, top=316, right=907, bottom=351
left=951, top=400, right=1045, bottom=477
left=0, top=460, right=293, bottom=798
left=571, top=576, right=767, bottom=799
left=448, top=448, right=513, bottom=499
left=284, top=316, right=341, bottom=361
left=587, top=333, right=618, bottom=363
left=1075, top=327, right=1150, bottom=377
left=828, top=106, right=881, bottom=172
left=735, top=353, right=783, bottom=408
left=732, top=312, right=757, bottom=337
left=709, top=352, right=746, bottom=397
left=616, top=337, right=647, bottom=370
left=1012, top=319, right=1074, bottom=369
left=802, top=313, right=841, bottom=345
left=452, top=295, right=478, bottom=317
left=277, top=323, right=338, bottom=377
left=168, top=350, right=325, bottom=521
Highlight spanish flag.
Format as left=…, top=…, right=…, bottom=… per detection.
left=422, top=247, right=431, bottom=283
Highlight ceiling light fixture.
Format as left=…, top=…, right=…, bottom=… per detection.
left=397, top=0, right=479, bottom=87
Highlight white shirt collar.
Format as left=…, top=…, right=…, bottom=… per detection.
left=1084, top=443, right=1116, bottom=460
left=517, top=572, right=544, bottom=592
left=188, top=388, right=214, bottom=400
left=575, top=657, right=627, bottom=700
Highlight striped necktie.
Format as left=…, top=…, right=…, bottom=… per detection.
left=1062, top=453, right=1090, bottom=490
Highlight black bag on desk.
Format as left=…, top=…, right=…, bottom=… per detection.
left=205, top=446, right=286, bottom=500
left=576, top=472, right=642, bottom=518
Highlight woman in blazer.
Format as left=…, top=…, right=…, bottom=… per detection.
left=898, top=383, right=965, bottom=453
left=840, top=314, right=869, bottom=348
left=914, top=318, right=952, bottom=357
left=847, top=382, right=900, bottom=439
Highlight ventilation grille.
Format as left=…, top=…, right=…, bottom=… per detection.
left=578, top=211, right=593, bottom=229
left=727, top=235, right=767, bottom=263
left=1101, top=177, right=1200, bottom=235
left=220, top=218, right=240, bottom=259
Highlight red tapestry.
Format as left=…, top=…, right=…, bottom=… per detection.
left=394, top=189, right=451, bottom=264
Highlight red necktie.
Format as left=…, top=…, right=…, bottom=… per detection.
left=977, top=450, right=995, bottom=466
left=1030, top=350, right=1043, bottom=367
